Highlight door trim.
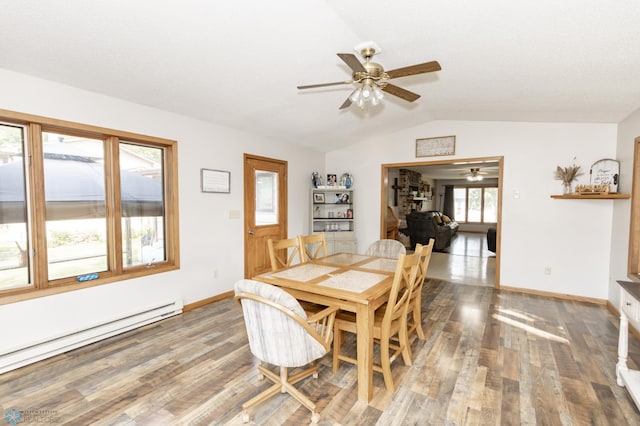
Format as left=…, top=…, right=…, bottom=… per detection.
left=243, top=153, right=288, bottom=278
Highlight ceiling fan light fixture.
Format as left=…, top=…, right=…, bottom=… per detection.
left=372, top=84, right=384, bottom=101
left=349, top=87, right=362, bottom=103
left=466, top=168, right=484, bottom=181
left=361, top=82, right=373, bottom=100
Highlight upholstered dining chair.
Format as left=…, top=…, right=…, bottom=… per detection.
left=235, top=279, right=338, bottom=424
left=407, top=239, right=434, bottom=343
left=364, top=239, right=407, bottom=259
left=267, top=237, right=303, bottom=272
left=298, top=233, right=328, bottom=261
left=332, top=245, right=423, bottom=393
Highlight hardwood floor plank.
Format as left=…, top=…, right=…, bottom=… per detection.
left=3, top=280, right=640, bottom=425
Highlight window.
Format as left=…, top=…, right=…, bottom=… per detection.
left=453, top=186, right=498, bottom=224
left=255, top=170, right=279, bottom=226
left=0, top=110, right=179, bottom=299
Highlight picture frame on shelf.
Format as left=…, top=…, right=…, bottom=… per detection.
left=327, top=174, right=337, bottom=186
left=335, top=193, right=350, bottom=204
left=314, top=193, right=325, bottom=203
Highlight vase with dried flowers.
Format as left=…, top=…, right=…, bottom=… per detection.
left=554, top=164, right=583, bottom=195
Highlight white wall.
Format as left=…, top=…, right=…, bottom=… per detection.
left=610, top=107, right=640, bottom=308
left=326, top=120, right=618, bottom=299
left=0, top=69, right=323, bottom=352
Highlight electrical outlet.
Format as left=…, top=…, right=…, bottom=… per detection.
left=544, top=267, right=551, bottom=275
left=213, top=268, right=219, bottom=279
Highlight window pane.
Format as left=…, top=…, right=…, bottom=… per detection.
left=255, top=170, right=278, bottom=225
left=454, top=188, right=466, bottom=222
left=0, top=123, right=30, bottom=290
left=43, top=132, right=108, bottom=280
left=120, top=142, right=165, bottom=267
left=468, top=188, right=482, bottom=222
left=483, top=188, right=498, bottom=223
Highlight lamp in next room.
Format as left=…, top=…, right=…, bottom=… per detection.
left=466, top=168, right=484, bottom=181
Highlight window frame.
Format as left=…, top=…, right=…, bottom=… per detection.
left=0, top=108, right=180, bottom=304
left=454, top=184, right=499, bottom=224
left=628, top=137, right=640, bottom=279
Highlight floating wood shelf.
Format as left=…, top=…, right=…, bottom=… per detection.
left=550, top=193, right=631, bottom=199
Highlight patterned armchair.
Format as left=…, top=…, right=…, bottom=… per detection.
left=234, top=279, right=338, bottom=424
left=364, top=239, right=406, bottom=259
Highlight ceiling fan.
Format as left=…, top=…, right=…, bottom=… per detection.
left=297, top=41, right=441, bottom=110
left=464, top=168, right=488, bottom=181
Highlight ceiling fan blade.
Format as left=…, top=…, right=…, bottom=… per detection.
left=381, top=83, right=421, bottom=102
left=339, top=96, right=352, bottom=110
left=297, top=81, right=352, bottom=89
left=337, top=53, right=367, bottom=73
left=386, top=61, right=441, bottom=79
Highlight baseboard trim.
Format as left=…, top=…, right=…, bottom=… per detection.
left=183, top=291, right=234, bottom=312
left=499, top=285, right=606, bottom=305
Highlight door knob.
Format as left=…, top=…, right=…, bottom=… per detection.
left=248, top=229, right=254, bottom=235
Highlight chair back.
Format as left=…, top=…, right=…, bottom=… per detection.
left=267, top=237, right=302, bottom=272
left=365, top=239, right=406, bottom=258
left=382, top=246, right=422, bottom=333
left=298, top=233, right=328, bottom=261
left=234, top=279, right=328, bottom=367
left=414, top=239, right=434, bottom=287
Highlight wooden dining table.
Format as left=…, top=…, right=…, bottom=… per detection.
left=252, top=252, right=399, bottom=403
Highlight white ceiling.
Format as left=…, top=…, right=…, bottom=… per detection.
left=403, top=161, right=500, bottom=180
left=1, top=1, right=640, bottom=152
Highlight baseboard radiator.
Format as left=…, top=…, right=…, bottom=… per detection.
left=0, top=299, right=183, bottom=374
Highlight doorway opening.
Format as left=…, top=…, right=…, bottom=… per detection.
left=380, top=156, right=502, bottom=287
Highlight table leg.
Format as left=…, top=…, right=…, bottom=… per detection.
left=617, top=311, right=629, bottom=387
left=356, top=303, right=374, bottom=402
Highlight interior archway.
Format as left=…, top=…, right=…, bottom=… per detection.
left=380, top=156, right=503, bottom=287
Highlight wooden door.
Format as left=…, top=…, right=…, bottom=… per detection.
left=244, top=154, right=288, bottom=278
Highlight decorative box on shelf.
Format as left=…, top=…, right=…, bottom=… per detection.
left=574, top=184, right=613, bottom=195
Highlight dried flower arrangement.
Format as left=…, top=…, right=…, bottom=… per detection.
left=554, top=164, right=583, bottom=184
left=554, top=163, right=584, bottom=194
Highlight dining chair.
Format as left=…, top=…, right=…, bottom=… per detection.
left=234, top=279, right=338, bottom=424
left=298, top=233, right=328, bottom=261
left=267, top=237, right=303, bottom=272
left=406, top=239, right=434, bottom=349
left=332, top=245, right=423, bottom=393
left=364, top=239, right=406, bottom=258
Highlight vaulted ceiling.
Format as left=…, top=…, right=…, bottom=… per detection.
left=1, top=1, right=639, bottom=152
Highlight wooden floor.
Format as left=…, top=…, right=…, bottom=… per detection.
left=3, top=280, right=640, bottom=425
left=425, top=232, right=497, bottom=287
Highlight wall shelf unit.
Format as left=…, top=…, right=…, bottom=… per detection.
left=311, top=188, right=356, bottom=254
left=550, top=193, right=630, bottom=199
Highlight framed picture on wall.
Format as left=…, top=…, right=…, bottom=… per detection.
left=416, top=135, right=456, bottom=157
left=201, top=168, right=231, bottom=193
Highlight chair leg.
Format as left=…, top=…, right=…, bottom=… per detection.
left=414, top=299, right=425, bottom=340
left=379, top=337, right=395, bottom=393
left=280, top=367, right=321, bottom=424
left=332, top=329, right=343, bottom=372
left=242, top=363, right=322, bottom=424
left=399, top=324, right=413, bottom=366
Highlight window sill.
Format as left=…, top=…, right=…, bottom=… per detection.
left=0, top=264, right=179, bottom=306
